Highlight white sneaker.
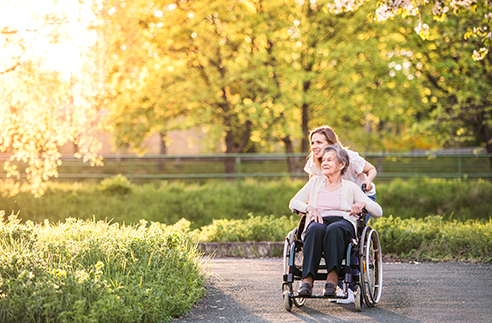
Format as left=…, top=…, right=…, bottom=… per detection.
left=337, top=288, right=354, bottom=304
left=329, top=287, right=344, bottom=302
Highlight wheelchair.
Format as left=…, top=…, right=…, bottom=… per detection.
left=282, top=209, right=383, bottom=312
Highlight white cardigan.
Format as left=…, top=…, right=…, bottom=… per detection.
left=289, top=177, right=383, bottom=232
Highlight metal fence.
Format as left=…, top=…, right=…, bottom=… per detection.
left=2, top=152, right=490, bottom=182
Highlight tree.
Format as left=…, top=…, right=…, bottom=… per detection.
left=0, top=0, right=103, bottom=196
left=327, top=0, right=492, bottom=60
left=271, top=0, right=431, bottom=156
left=96, top=0, right=438, bottom=171
left=96, top=0, right=304, bottom=173
left=385, top=6, right=492, bottom=168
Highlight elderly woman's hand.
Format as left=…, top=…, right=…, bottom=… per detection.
left=350, top=202, right=366, bottom=217
left=306, top=205, right=323, bottom=224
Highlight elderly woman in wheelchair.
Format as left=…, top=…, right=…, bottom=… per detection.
left=284, top=145, right=383, bottom=310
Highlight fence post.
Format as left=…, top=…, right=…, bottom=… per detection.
left=128, top=156, right=132, bottom=181
left=458, top=155, right=462, bottom=180
left=236, top=155, right=242, bottom=185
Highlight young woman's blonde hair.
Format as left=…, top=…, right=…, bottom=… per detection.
left=308, top=126, right=344, bottom=169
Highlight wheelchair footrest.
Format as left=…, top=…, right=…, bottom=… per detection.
left=291, top=293, right=349, bottom=300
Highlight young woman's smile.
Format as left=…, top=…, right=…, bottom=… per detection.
left=311, top=133, right=329, bottom=158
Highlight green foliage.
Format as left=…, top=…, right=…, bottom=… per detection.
left=386, top=6, right=492, bottom=157
left=0, top=178, right=305, bottom=229
left=163, top=212, right=492, bottom=263
left=377, top=178, right=492, bottom=221
left=372, top=215, right=492, bottom=263
left=99, top=174, right=133, bottom=195
left=1, top=178, right=492, bottom=229
left=190, top=214, right=299, bottom=243
left=0, top=212, right=206, bottom=323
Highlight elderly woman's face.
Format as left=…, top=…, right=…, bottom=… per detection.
left=311, top=133, right=330, bottom=158
left=321, top=150, right=345, bottom=177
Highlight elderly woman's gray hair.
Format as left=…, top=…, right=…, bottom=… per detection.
left=319, top=144, right=350, bottom=175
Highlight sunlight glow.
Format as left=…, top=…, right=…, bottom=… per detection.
left=1, top=0, right=96, bottom=77
left=0, top=0, right=103, bottom=196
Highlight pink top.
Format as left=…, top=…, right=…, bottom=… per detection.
left=316, top=181, right=343, bottom=217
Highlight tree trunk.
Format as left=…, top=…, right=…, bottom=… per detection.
left=478, top=122, right=492, bottom=171
left=301, top=102, right=310, bottom=153
left=300, top=78, right=311, bottom=153
left=156, top=132, right=167, bottom=171
left=223, top=121, right=252, bottom=177
left=224, top=129, right=236, bottom=175
left=282, top=135, right=297, bottom=177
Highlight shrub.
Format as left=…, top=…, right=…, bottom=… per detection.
left=190, top=213, right=299, bottom=242
left=0, top=212, right=206, bottom=323
left=99, top=174, right=133, bottom=195
left=371, top=215, right=492, bottom=262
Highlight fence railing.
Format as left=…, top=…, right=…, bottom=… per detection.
left=1, top=152, right=491, bottom=182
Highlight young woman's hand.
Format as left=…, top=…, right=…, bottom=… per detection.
left=361, top=179, right=373, bottom=191
left=350, top=202, right=366, bottom=217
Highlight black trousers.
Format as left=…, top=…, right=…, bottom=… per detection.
left=302, top=216, right=355, bottom=280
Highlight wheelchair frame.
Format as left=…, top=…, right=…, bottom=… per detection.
left=282, top=210, right=383, bottom=312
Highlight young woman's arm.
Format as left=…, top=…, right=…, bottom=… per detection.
left=361, top=161, right=377, bottom=191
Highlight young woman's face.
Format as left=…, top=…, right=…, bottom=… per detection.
left=310, top=133, right=330, bottom=158
left=321, top=150, right=345, bottom=177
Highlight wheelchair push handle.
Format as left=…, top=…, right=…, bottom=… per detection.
left=361, top=184, right=368, bottom=214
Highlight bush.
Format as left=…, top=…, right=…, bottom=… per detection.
left=167, top=214, right=492, bottom=263
left=190, top=213, right=300, bottom=242
left=0, top=212, right=206, bottom=323
left=377, top=178, right=492, bottom=221
left=99, top=174, right=133, bottom=195
left=371, top=215, right=492, bottom=262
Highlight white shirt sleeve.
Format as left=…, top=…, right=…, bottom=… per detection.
left=344, top=149, right=376, bottom=196
left=304, top=156, right=323, bottom=176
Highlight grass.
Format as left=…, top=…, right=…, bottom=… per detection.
left=0, top=211, right=206, bottom=323
left=0, top=177, right=491, bottom=229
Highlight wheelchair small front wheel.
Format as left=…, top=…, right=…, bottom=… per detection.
left=354, top=288, right=363, bottom=312
left=284, top=292, right=293, bottom=311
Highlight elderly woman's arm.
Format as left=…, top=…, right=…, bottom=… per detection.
left=289, top=181, right=312, bottom=214
left=289, top=177, right=324, bottom=223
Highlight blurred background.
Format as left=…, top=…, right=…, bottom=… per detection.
left=1, top=0, right=491, bottom=195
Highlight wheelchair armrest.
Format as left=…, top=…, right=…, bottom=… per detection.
left=292, top=209, right=306, bottom=216
left=292, top=210, right=307, bottom=241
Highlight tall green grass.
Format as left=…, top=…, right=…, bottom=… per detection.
left=0, top=211, right=206, bottom=323
left=0, top=176, right=490, bottom=226
left=0, top=178, right=303, bottom=228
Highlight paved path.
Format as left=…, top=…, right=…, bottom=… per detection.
left=174, top=258, right=492, bottom=323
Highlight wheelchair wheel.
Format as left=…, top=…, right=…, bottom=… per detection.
left=359, top=226, right=383, bottom=307
left=293, top=287, right=306, bottom=307
left=284, top=292, right=293, bottom=311
left=283, top=230, right=294, bottom=276
left=282, top=228, right=305, bottom=310
left=354, top=288, right=363, bottom=312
